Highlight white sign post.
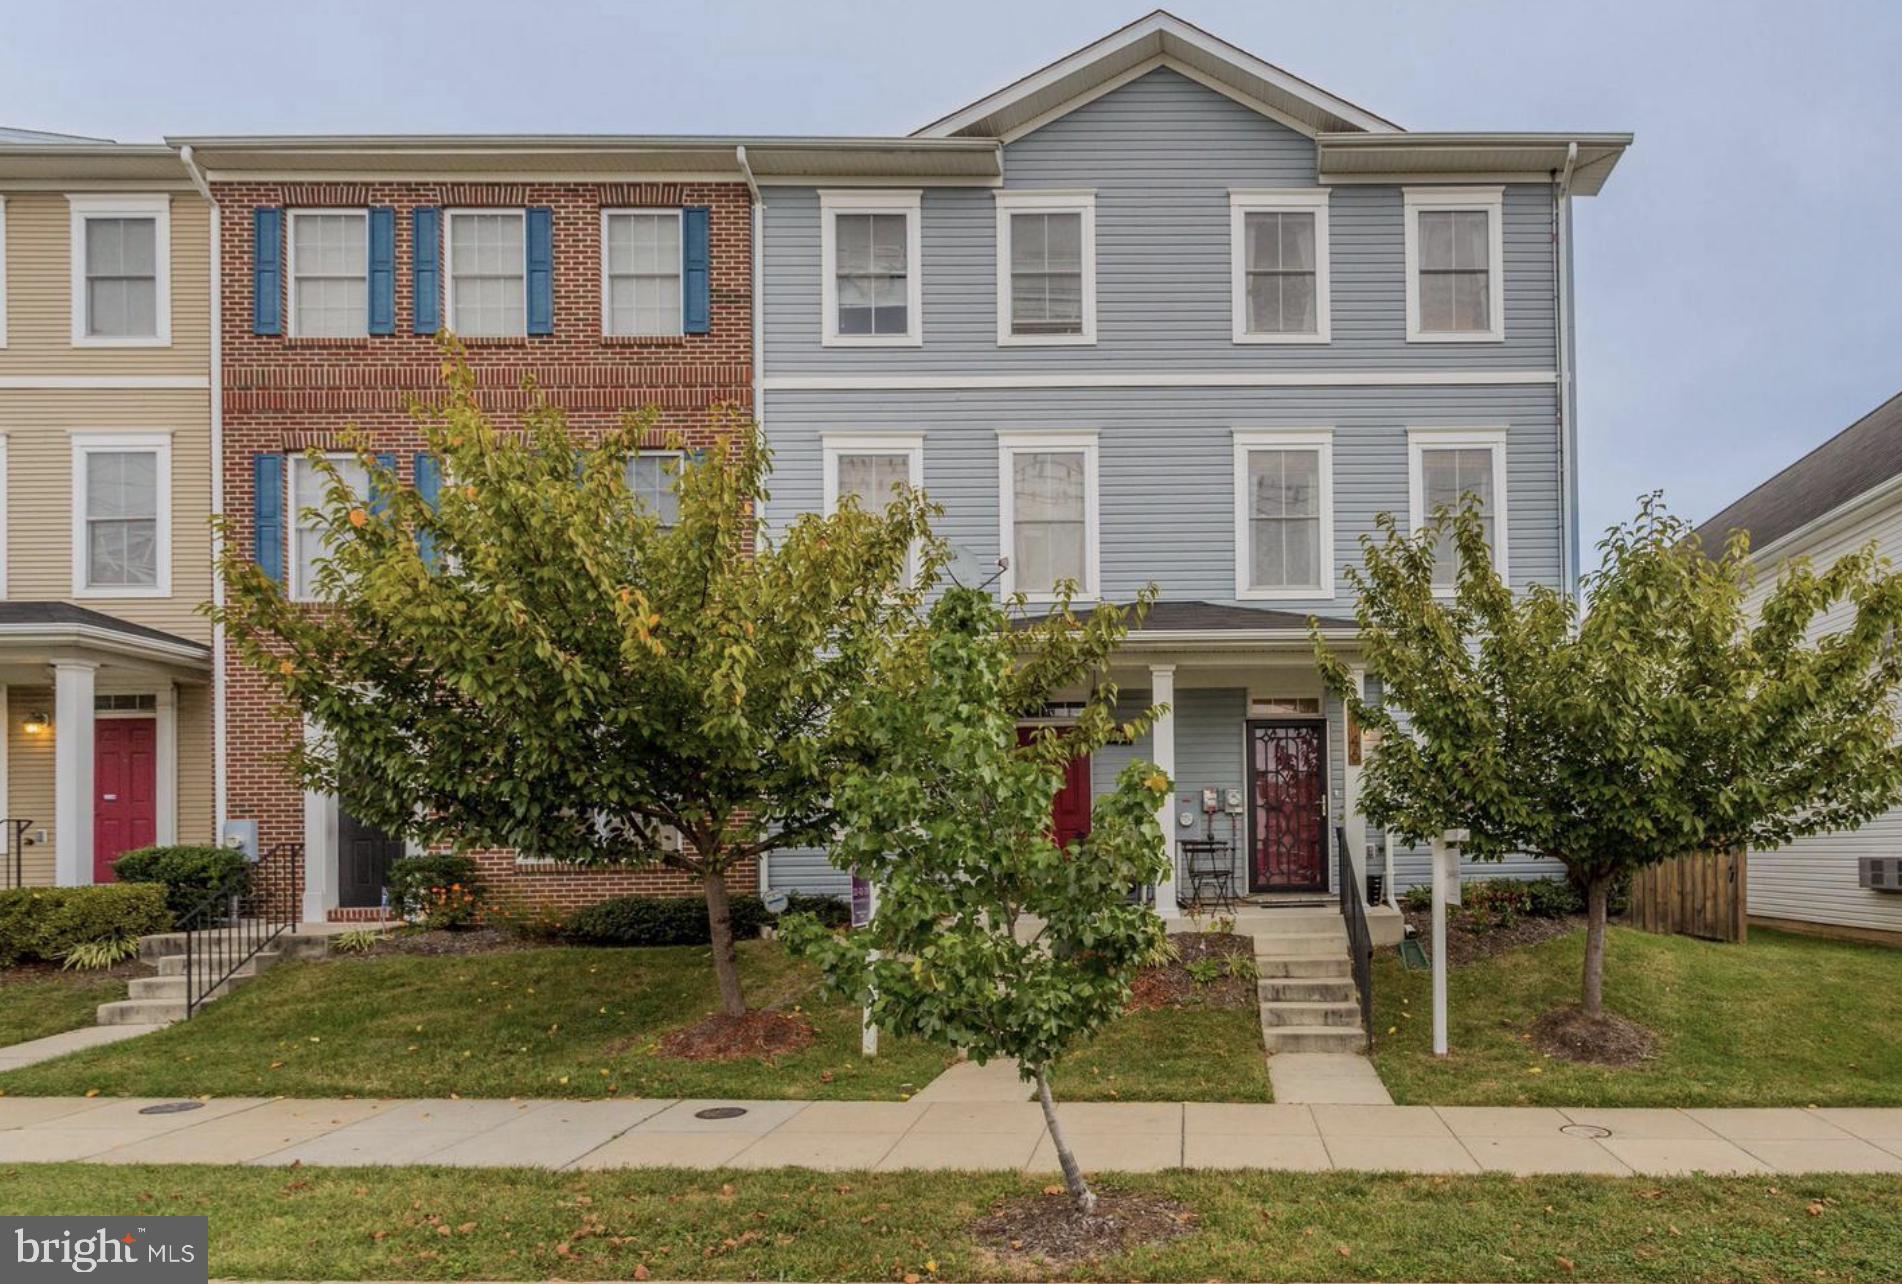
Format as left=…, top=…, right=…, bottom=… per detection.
left=853, top=874, right=880, bottom=1058
left=1428, top=829, right=1467, bottom=1057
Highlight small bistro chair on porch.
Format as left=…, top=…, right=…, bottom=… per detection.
left=1179, top=837, right=1238, bottom=912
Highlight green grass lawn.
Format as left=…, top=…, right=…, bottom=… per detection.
left=0, top=971, right=127, bottom=1047
left=1, top=1163, right=1896, bottom=1282
left=1374, top=925, right=1902, bottom=1107
left=0, top=940, right=954, bottom=1101
left=1052, top=1007, right=1270, bottom=1102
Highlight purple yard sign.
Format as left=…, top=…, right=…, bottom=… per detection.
left=851, top=872, right=874, bottom=928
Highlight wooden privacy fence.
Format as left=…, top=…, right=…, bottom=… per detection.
left=1627, top=849, right=1748, bottom=943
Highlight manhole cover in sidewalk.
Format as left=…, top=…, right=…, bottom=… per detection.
left=138, top=1101, right=206, bottom=1116
left=1560, top=1123, right=1612, bottom=1139
left=694, top=1106, right=748, bottom=1120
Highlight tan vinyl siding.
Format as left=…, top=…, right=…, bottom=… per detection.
left=0, top=387, right=213, bottom=641
left=175, top=681, right=212, bottom=844
left=7, top=687, right=55, bottom=885
left=1742, top=497, right=1902, bottom=936
left=0, top=189, right=211, bottom=374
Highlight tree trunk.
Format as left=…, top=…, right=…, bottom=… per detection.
left=703, top=867, right=747, bottom=1017
left=1581, top=874, right=1610, bottom=1019
left=1034, top=1067, right=1096, bottom=1216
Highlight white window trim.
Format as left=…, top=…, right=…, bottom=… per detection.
left=994, top=190, right=1097, bottom=347
left=997, top=429, right=1100, bottom=603
left=0, top=196, right=8, bottom=348
left=442, top=207, right=528, bottom=339
left=1232, top=427, right=1335, bottom=601
left=70, top=431, right=173, bottom=599
left=1407, top=426, right=1509, bottom=596
left=599, top=207, right=684, bottom=338
left=68, top=195, right=172, bottom=348
left=820, top=432, right=925, bottom=515
left=1229, top=190, right=1331, bottom=345
left=1402, top=186, right=1505, bottom=344
left=289, top=451, right=364, bottom=603
left=626, top=449, right=685, bottom=528
left=819, top=189, right=923, bottom=348
left=286, top=208, right=370, bottom=339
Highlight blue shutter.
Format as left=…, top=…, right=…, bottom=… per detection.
left=253, top=455, right=286, bottom=584
left=412, top=207, right=441, bottom=334
left=682, top=206, right=711, bottom=335
left=252, top=208, right=283, bottom=336
left=368, top=207, right=396, bottom=335
left=370, top=453, right=398, bottom=516
left=526, top=207, right=554, bottom=336
left=414, top=452, right=443, bottom=569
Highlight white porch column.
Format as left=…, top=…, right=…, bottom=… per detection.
left=300, top=715, right=337, bottom=923
left=155, top=682, right=178, bottom=847
left=1342, top=664, right=1368, bottom=896
left=53, top=662, right=97, bottom=886
left=1149, top=664, right=1178, bottom=919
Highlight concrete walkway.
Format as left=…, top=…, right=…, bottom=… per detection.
left=908, top=1056, right=1027, bottom=1103
left=5, top=1095, right=1901, bottom=1175
left=1267, top=1052, right=1394, bottom=1106
left=0, top=1024, right=164, bottom=1073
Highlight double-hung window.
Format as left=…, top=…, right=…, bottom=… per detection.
left=995, top=191, right=1095, bottom=344
left=1230, top=191, right=1330, bottom=343
left=1404, top=188, right=1504, bottom=342
left=72, top=433, right=171, bottom=597
left=822, top=434, right=923, bottom=517
left=290, top=453, right=371, bottom=602
left=289, top=210, right=369, bottom=338
left=446, top=210, right=527, bottom=337
left=70, top=195, right=170, bottom=346
left=820, top=190, right=921, bottom=345
left=999, top=432, right=1098, bottom=601
left=1408, top=428, right=1508, bottom=593
left=626, top=453, right=682, bottom=529
left=602, top=210, right=683, bottom=337
left=1233, top=429, right=1333, bottom=600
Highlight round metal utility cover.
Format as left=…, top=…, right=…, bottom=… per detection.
left=138, top=1101, right=206, bottom=1116
left=1560, top=1123, right=1612, bottom=1139
left=694, top=1106, right=748, bottom=1120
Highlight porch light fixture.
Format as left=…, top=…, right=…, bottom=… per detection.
left=22, top=711, right=50, bottom=736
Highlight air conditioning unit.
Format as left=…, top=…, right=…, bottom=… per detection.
left=1858, top=858, right=1902, bottom=892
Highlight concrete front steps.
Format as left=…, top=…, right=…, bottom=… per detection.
left=94, top=925, right=366, bottom=1027
left=1249, top=910, right=1367, bottom=1054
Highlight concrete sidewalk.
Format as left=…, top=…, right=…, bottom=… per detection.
left=4, top=1095, right=1901, bottom=1175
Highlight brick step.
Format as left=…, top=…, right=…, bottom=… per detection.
left=1260, top=1000, right=1364, bottom=1029
left=1259, top=977, right=1357, bottom=1003
left=1255, top=955, right=1352, bottom=979
left=1263, top=1026, right=1368, bottom=1054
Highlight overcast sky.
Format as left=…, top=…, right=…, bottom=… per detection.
left=4, top=0, right=1898, bottom=549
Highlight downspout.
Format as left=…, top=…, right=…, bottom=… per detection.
left=736, top=145, right=771, bottom=898
left=1553, top=142, right=1580, bottom=603
left=180, top=145, right=228, bottom=833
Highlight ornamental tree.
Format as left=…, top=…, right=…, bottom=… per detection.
left=1317, top=494, right=1902, bottom=1021
left=212, top=355, right=936, bottom=1016
left=783, top=585, right=1173, bottom=1214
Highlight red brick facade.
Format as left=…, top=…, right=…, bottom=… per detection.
left=217, top=177, right=756, bottom=914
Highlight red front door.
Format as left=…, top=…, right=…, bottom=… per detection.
left=1019, top=727, right=1093, bottom=849
left=94, top=718, right=157, bottom=882
left=1248, top=720, right=1327, bottom=892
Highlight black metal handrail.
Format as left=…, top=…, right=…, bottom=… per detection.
left=1336, top=825, right=1374, bottom=1052
left=181, top=844, right=300, bottom=1017
left=0, top=819, right=28, bottom=890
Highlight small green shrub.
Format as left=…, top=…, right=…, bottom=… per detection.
left=1398, top=884, right=1432, bottom=913
left=331, top=928, right=382, bottom=954
left=385, top=854, right=484, bottom=926
left=563, top=893, right=771, bottom=947
left=781, top=893, right=852, bottom=930
left=0, top=885, right=171, bottom=967
left=61, top=936, right=141, bottom=970
left=113, top=844, right=249, bottom=918
left=485, top=897, right=571, bottom=942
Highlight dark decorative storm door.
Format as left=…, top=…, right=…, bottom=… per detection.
left=1247, top=719, right=1328, bottom=892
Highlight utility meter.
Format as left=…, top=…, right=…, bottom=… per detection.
left=1224, top=787, right=1244, bottom=813
left=1201, top=787, right=1220, bottom=813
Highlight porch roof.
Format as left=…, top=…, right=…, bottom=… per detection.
left=0, top=602, right=211, bottom=672
left=1029, top=600, right=1357, bottom=643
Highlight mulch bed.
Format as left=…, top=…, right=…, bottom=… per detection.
left=971, top=1188, right=1198, bottom=1271
left=1402, top=909, right=1584, bottom=965
left=1126, top=931, right=1255, bottom=1012
left=0, top=959, right=147, bottom=985
left=1531, top=1004, right=1660, bottom=1067
left=340, top=926, right=545, bottom=958
left=657, top=1010, right=816, bottom=1063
